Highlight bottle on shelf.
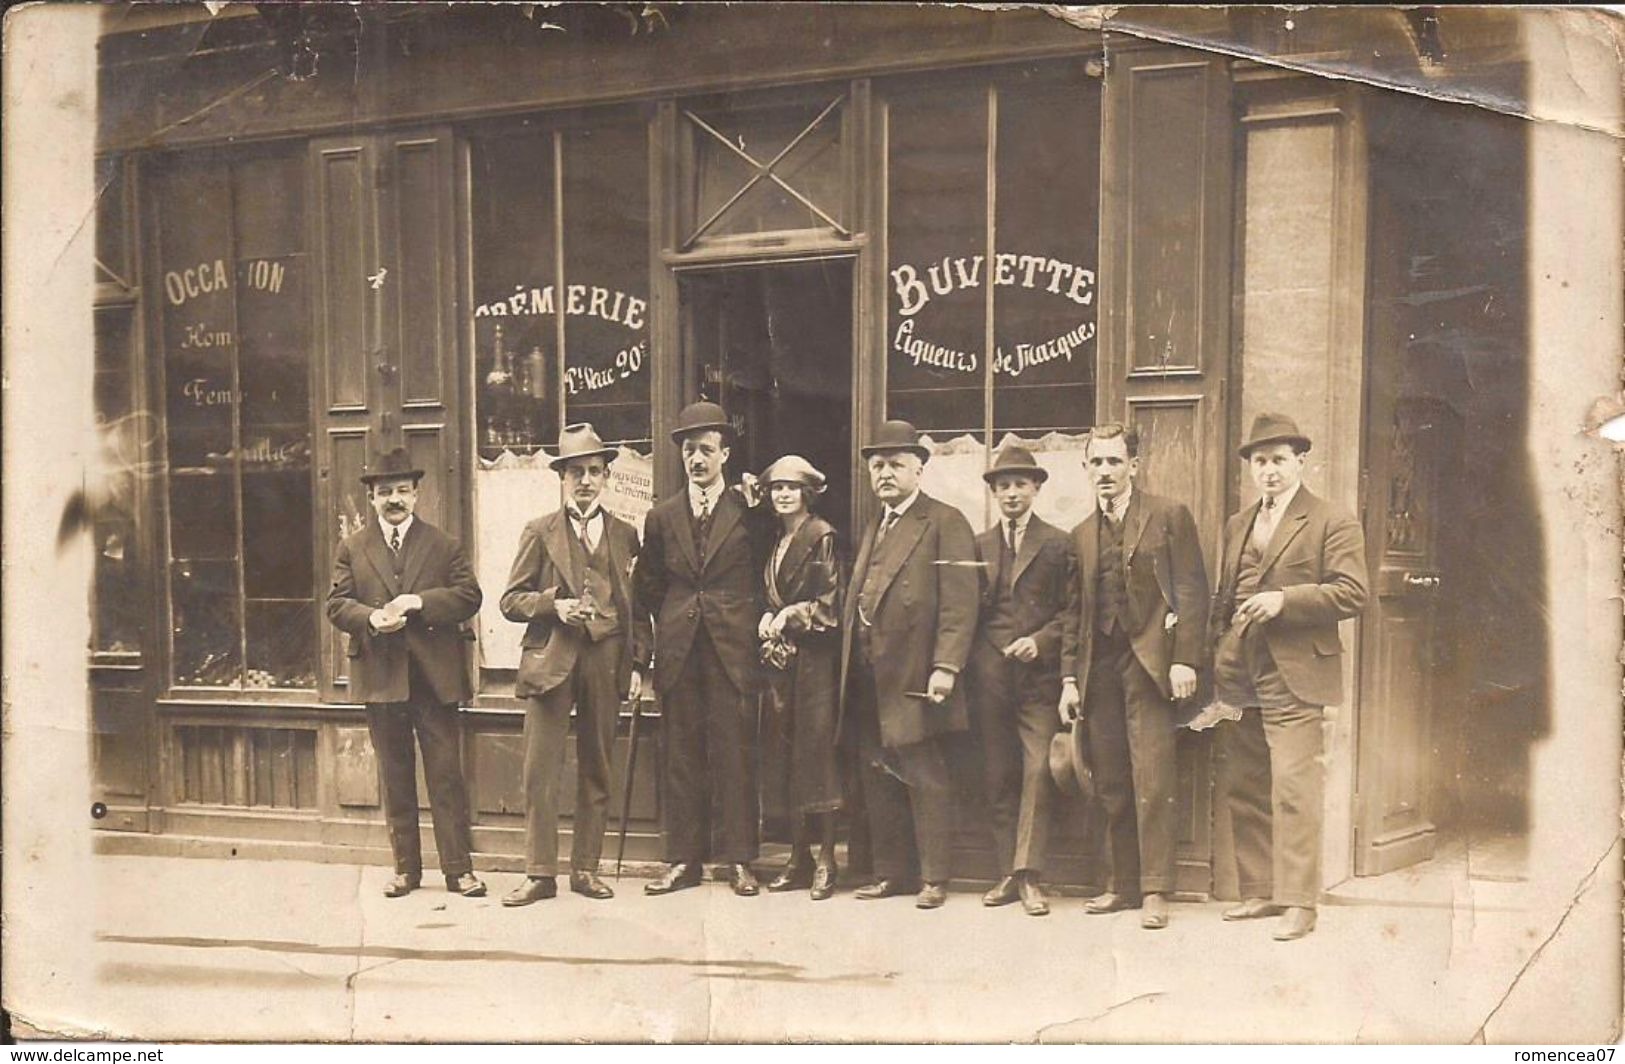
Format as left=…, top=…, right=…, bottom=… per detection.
left=528, top=346, right=547, bottom=400
left=484, top=323, right=511, bottom=391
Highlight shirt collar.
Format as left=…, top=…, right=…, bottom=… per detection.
left=689, top=478, right=723, bottom=514
left=885, top=489, right=921, bottom=521
left=1099, top=486, right=1133, bottom=520
left=1003, top=510, right=1033, bottom=533
left=568, top=504, right=603, bottom=525
left=380, top=514, right=414, bottom=541
left=1261, top=482, right=1301, bottom=514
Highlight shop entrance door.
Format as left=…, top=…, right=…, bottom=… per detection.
left=675, top=261, right=856, bottom=547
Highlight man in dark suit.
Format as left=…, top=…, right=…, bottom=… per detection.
left=326, top=447, right=485, bottom=899
left=966, top=444, right=1074, bottom=917
left=1059, top=423, right=1208, bottom=930
left=1211, top=413, right=1369, bottom=941
left=498, top=424, right=650, bottom=907
left=838, top=420, right=979, bottom=910
left=634, top=401, right=769, bottom=897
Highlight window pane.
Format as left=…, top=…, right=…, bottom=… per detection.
left=885, top=81, right=988, bottom=436
left=993, top=68, right=1101, bottom=433
left=562, top=121, right=651, bottom=446
left=95, top=155, right=129, bottom=288
left=471, top=130, right=558, bottom=458
left=92, top=306, right=144, bottom=654
left=687, top=98, right=846, bottom=244
left=171, top=560, right=241, bottom=686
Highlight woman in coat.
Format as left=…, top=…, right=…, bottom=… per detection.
left=757, top=455, right=844, bottom=900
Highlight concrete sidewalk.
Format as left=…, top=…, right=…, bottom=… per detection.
left=58, top=848, right=1619, bottom=1043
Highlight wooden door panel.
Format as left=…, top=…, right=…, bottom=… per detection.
left=313, top=143, right=375, bottom=412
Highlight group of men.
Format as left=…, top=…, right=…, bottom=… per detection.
left=326, top=404, right=1367, bottom=943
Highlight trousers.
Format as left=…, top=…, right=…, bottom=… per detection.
left=365, top=661, right=475, bottom=877
left=849, top=657, right=954, bottom=884
left=966, top=640, right=1060, bottom=875
left=659, top=624, right=759, bottom=864
left=521, top=634, right=623, bottom=876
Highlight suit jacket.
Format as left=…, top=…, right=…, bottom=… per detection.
left=1062, top=491, right=1210, bottom=721
left=1210, top=486, right=1369, bottom=708
left=973, top=514, right=1074, bottom=668
left=633, top=485, right=770, bottom=696
left=837, top=492, right=980, bottom=748
left=498, top=509, right=647, bottom=700
left=326, top=518, right=482, bottom=705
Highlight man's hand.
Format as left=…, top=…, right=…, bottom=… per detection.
left=369, top=608, right=407, bottom=634
left=1169, top=663, right=1198, bottom=700
left=1057, top=681, right=1082, bottom=725
left=736, top=472, right=763, bottom=508
left=1002, top=636, right=1039, bottom=663
left=554, top=597, right=584, bottom=625
left=758, top=612, right=775, bottom=642
left=390, top=593, right=424, bottom=614
left=1234, top=591, right=1285, bottom=626
left=926, top=668, right=956, bottom=704
left=628, top=669, right=645, bottom=703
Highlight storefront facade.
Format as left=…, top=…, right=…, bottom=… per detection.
left=92, top=4, right=1541, bottom=894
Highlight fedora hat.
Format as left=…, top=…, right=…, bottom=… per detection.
left=982, top=443, right=1049, bottom=485
left=549, top=422, right=618, bottom=471
left=1238, top=412, right=1312, bottom=458
left=359, top=446, right=424, bottom=485
left=670, top=400, right=735, bottom=442
left=761, top=454, right=827, bottom=493
left=1048, top=720, right=1094, bottom=800
left=859, top=419, right=931, bottom=462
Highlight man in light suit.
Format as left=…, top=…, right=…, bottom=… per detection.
left=634, top=401, right=770, bottom=897
left=1059, top=423, right=1209, bottom=930
left=499, top=424, right=650, bottom=907
left=966, top=444, right=1074, bottom=917
left=838, top=420, right=980, bottom=909
left=1212, top=413, right=1369, bottom=941
left=327, top=447, right=485, bottom=899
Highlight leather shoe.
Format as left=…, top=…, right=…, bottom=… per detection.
left=1018, top=876, right=1050, bottom=917
left=382, top=872, right=420, bottom=898
left=854, top=877, right=918, bottom=900
left=809, top=859, right=838, bottom=901
left=501, top=876, right=557, bottom=907
left=1223, top=897, right=1285, bottom=921
left=767, top=861, right=812, bottom=893
left=446, top=872, right=487, bottom=897
left=1273, top=906, right=1318, bottom=941
left=915, top=882, right=948, bottom=909
left=645, top=862, right=703, bottom=896
left=982, top=875, right=1020, bottom=907
left=570, top=872, right=614, bottom=900
left=1140, top=892, right=1169, bottom=930
left=1084, top=891, right=1140, bottom=914
left=731, top=863, right=760, bottom=897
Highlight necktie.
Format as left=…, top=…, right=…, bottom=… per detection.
left=389, top=526, right=402, bottom=553
left=876, top=509, right=899, bottom=547
left=696, top=493, right=713, bottom=554
left=1007, top=519, right=1019, bottom=555
left=573, top=509, right=597, bottom=552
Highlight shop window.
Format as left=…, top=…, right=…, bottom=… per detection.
left=153, top=152, right=315, bottom=690
left=681, top=92, right=850, bottom=250
left=468, top=116, right=653, bottom=678
left=883, top=63, right=1101, bottom=530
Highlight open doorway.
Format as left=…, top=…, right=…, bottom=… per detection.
left=677, top=260, right=855, bottom=549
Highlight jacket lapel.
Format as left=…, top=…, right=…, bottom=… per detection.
left=1123, top=494, right=1151, bottom=561
left=701, top=490, right=744, bottom=570
left=774, top=517, right=820, bottom=597
left=363, top=522, right=402, bottom=598
left=398, top=520, right=431, bottom=592
left=670, top=495, right=701, bottom=575
left=864, top=507, right=928, bottom=607
left=1011, top=515, right=1048, bottom=587
left=1225, top=503, right=1257, bottom=589
left=543, top=511, right=581, bottom=597
left=1258, top=489, right=1311, bottom=576
left=846, top=517, right=879, bottom=626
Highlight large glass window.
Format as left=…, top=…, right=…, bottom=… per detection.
left=883, top=62, right=1102, bottom=529
left=153, top=151, right=314, bottom=690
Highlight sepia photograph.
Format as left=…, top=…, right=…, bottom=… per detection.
left=3, top=1, right=1622, bottom=1046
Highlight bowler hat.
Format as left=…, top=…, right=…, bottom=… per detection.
left=982, top=443, right=1049, bottom=485
left=1047, top=720, right=1094, bottom=800
left=670, top=401, right=735, bottom=442
left=859, top=419, right=931, bottom=462
left=549, top=422, right=619, bottom=471
left=761, top=454, right=827, bottom=493
left=1238, top=413, right=1312, bottom=458
left=359, top=446, right=424, bottom=485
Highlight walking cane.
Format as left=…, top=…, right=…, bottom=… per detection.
left=614, top=688, right=644, bottom=879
